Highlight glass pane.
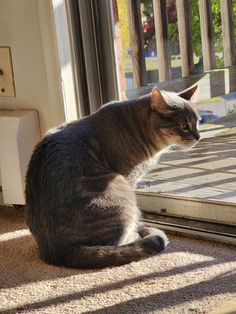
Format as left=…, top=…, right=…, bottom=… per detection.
left=113, top=0, right=236, bottom=225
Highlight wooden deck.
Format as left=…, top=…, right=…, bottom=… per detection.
left=136, top=127, right=236, bottom=226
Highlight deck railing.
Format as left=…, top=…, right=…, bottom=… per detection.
left=126, top=0, right=236, bottom=88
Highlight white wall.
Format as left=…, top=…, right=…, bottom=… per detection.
left=0, top=0, right=66, bottom=135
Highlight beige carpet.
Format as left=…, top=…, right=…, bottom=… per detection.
left=0, top=206, right=236, bottom=314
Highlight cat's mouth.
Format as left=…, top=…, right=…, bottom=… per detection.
left=174, top=138, right=200, bottom=150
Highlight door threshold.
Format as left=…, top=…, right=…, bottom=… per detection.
left=143, top=212, right=236, bottom=245
left=137, top=191, right=236, bottom=226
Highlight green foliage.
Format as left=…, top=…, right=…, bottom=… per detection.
left=211, top=0, right=223, bottom=67
left=167, top=0, right=229, bottom=68
left=190, top=0, right=202, bottom=58
left=140, top=0, right=153, bottom=16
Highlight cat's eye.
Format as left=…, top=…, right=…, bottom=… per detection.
left=180, top=123, right=188, bottom=130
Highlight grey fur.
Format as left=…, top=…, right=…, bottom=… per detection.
left=25, top=87, right=199, bottom=269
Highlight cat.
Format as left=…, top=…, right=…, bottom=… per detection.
left=25, top=86, right=200, bottom=269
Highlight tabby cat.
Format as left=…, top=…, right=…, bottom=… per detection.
left=25, top=86, right=200, bottom=269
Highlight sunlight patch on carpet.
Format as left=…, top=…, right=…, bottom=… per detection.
left=0, top=229, right=30, bottom=241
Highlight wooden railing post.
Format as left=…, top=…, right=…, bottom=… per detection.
left=126, top=0, right=147, bottom=88
left=198, top=0, right=215, bottom=71
left=176, top=0, right=194, bottom=77
left=220, top=0, right=236, bottom=67
left=153, top=0, right=170, bottom=82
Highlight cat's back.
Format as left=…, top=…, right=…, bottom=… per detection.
left=31, top=100, right=122, bottom=157
left=26, top=117, right=96, bottom=195
left=31, top=101, right=128, bottom=167
left=30, top=116, right=94, bottom=164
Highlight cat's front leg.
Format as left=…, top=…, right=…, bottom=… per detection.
left=118, top=225, right=140, bottom=246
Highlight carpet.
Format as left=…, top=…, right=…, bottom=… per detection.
left=0, top=206, right=235, bottom=314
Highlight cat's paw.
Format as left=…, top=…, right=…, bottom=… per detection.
left=146, top=227, right=169, bottom=248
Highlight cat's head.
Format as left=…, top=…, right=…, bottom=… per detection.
left=149, top=86, right=200, bottom=150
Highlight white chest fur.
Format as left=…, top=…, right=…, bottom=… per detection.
left=127, top=148, right=169, bottom=187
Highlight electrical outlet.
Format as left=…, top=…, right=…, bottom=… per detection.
left=0, top=47, right=15, bottom=97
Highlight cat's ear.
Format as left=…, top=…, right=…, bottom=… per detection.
left=151, top=87, right=170, bottom=112
left=178, top=85, right=198, bottom=100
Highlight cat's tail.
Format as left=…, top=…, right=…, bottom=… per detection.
left=58, top=229, right=169, bottom=269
